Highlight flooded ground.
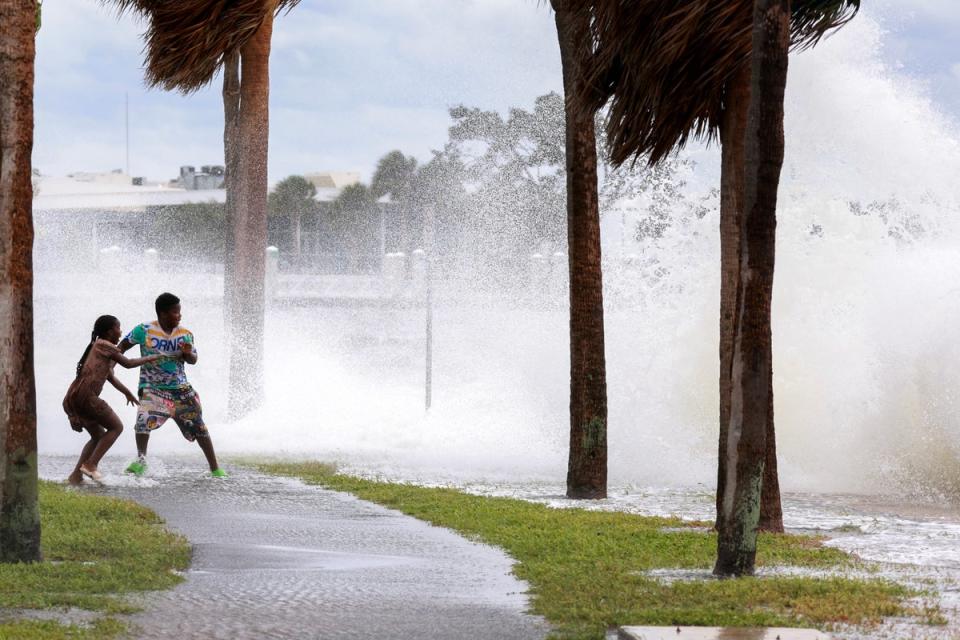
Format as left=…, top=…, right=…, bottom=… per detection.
left=38, top=457, right=549, bottom=640
left=326, top=462, right=960, bottom=639
left=39, top=454, right=960, bottom=638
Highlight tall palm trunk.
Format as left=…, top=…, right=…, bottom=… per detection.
left=225, top=6, right=275, bottom=418
left=0, top=0, right=41, bottom=563
left=715, top=0, right=790, bottom=577
left=553, top=0, right=608, bottom=499
left=760, top=388, right=783, bottom=531
left=223, top=48, right=240, bottom=361
left=716, top=65, right=784, bottom=535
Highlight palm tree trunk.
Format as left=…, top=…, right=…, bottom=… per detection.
left=716, top=65, right=749, bottom=536
left=223, top=48, right=240, bottom=352
left=0, top=0, right=41, bottom=563
left=716, top=65, right=784, bottom=535
left=714, top=0, right=790, bottom=577
left=760, top=388, right=783, bottom=532
left=293, top=210, right=302, bottom=259
left=553, top=0, right=608, bottom=499
left=225, top=6, right=275, bottom=418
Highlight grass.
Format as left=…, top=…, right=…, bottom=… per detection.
left=0, top=618, right=127, bottom=640
left=0, top=481, right=191, bottom=639
left=257, top=461, right=932, bottom=640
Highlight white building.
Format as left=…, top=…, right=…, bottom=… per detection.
left=33, top=170, right=226, bottom=271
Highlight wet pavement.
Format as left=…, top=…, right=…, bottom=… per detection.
left=39, top=457, right=550, bottom=640
left=618, top=629, right=830, bottom=640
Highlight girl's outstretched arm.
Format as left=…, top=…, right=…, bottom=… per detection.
left=109, top=351, right=163, bottom=369
left=107, top=373, right=139, bottom=406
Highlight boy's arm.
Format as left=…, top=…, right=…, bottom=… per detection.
left=119, top=323, right=145, bottom=354
left=179, top=342, right=198, bottom=365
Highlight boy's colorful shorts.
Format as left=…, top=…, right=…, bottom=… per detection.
left=135, top=387, right=208, bottom=441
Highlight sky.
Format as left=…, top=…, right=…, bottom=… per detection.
left=32, top=0, right=960, bottom=185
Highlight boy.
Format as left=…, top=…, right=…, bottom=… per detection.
left=120, top=292, right=226, bottom=477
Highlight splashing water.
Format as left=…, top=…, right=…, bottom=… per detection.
left=34, top=16, right=960, bottom=504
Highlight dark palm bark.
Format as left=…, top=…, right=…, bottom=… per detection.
left=715, top=0, right=790, bottom=577
left=222, top=48, right=240, bottom=360
left=716, top=65, right=749, bottom=535
left=553, top=0, right=608, bottom=499
left=225, top=8, right=274, bottom=417
left=0, top=0, right=41, bottom=563
left=759, top=389, right=783, bottom=532
left=716, top=66, right=784, bottom=535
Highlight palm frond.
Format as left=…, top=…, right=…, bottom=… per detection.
left=103, top=0, right=300, bottom=93
left=581, top=0, right=860, bottom=167
left=791, top=0, right=860, bottom=51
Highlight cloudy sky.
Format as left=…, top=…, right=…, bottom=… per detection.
left=33, top=0, right=960, bottom=185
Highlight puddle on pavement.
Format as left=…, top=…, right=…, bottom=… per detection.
left=193, top=542, right=421, bottom=572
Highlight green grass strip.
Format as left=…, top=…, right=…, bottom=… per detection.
left=258, top=461, right=929, bottom=640
left=0, top=617, right=127, bottom=640
left=0, top=481, right=191, bottom=639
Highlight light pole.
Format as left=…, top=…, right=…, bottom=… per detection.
left=424, top=206, right=435, bottom=411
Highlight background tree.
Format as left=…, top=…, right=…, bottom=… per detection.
left=376, top=96, right=702, bottom=284
left=581, top=0, right=859, bottom=554
left=408, top=151, right=470, bottom=263
left=149, top=202, right=227, bottom=263
left=446, top=94, right=566, bottom=264
left=0, top=0, right=41, bottom=563
left=371, top=151, right=417, bottom=202
left=371, top=151, right=418, bottom=254
left=551, top=0, right=608, bottom=499
left=329, top=183, right=381, bottom=273
left=269, top=175, right=317, bottom=258
left=110, top=0, right=300, bottom=417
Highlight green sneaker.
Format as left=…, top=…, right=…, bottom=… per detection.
left=210, top=468, right=228, bottom=478
left=125, top=457, right=146, bottom=476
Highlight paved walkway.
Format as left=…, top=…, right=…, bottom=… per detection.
left=40, top=457, right=550, bottom=640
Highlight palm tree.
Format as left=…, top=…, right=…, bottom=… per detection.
left=0, top=0, right=41, bottom=563
left=108, top=0, right=299, bottom=417
left=580, top=0, right=859, bottom=573
left=551, top=0, right=608, bottom=499
left=269, top=175, right=318, bottom=259
left=371, top=150, right=418, bottom=254
left=714, top=0, right=792, bottom=577
left=717, top=0, right=860, bottom=538
left=329, top=183, right=380, bottom=271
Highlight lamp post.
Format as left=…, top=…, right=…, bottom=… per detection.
left=423, top=206, right=435, bottom=411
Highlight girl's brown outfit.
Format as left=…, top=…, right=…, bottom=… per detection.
left=63, top=339, right=122, bottom=431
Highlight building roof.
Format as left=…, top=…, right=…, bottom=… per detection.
left=33, top=174, right=225, bottom=212
left=33, top=171, right=369, bottom=211
left=304, top=171, right=360, bottom=190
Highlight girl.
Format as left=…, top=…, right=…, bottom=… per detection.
left=63, top=315, right=164, bottom=483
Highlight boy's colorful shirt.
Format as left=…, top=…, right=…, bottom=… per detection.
left=124, top=321, right=196, bottom=390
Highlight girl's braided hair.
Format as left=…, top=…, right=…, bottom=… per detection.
left=75, top=315, right=119, bottom=377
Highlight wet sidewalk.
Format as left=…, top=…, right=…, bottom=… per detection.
left=40, top=457, right=550, bottom=640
